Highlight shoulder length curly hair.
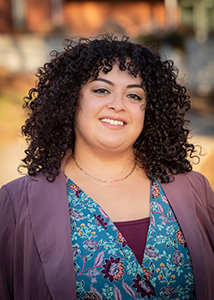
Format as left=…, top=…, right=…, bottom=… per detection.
left=21, top=34, right=198, bottom=183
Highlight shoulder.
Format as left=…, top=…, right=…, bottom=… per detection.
left=171, top=171, right=214, bottom=216
left=173, top=170, right=207, bottom=181
left=0, top=174, right=47, bottom=209
left=0, top=171, right=67, bottom=209
left=1, top=175, right=30, bottom=196
left=162, top=170, right=212, bottom=190
left=162, top=171, right=213, bottom=210
left=1, top=175, right=35, bottom=198
left=173, top=171, right=213, bottom=197
left=0, top=176, right=33, bottom=213
left=182, top=170, right=211, bottom=185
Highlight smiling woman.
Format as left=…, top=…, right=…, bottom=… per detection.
left=73, top=64, right=146, bottom=159
left=18, top=35, right=196, bottom=183
left=0, top=34, right=213, bottom=300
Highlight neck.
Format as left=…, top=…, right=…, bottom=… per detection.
left=67, top=146, right=136, bottom=182
left=73, top=155, right=137, bottom=183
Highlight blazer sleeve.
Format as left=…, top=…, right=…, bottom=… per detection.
left=203, top=174, right=214, bottom=227
left=188, top=171, right=214, bottom=226
left=0, top=185, right=15, bottom=299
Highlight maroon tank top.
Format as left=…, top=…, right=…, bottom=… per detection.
left=114, top=217, right=150, bottom=265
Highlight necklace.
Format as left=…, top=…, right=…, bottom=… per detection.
left=73, top=156, right=137, bottom=183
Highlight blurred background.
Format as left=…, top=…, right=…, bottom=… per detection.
left=0, top=0, right=214, bottom=188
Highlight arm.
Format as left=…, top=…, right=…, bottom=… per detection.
left=0, top=185, right=15, bottom=299
left=187, top=171, right=214, bottom=225
left=202, top=174, right=214, bottom=227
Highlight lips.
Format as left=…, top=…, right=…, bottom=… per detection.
left=100, top=118, right=125, bottom=126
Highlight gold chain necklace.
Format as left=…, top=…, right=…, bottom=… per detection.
left=73, top=156, right=137, bottom=183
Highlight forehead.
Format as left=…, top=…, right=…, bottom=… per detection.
left=93, top=62, right=142, bottom=84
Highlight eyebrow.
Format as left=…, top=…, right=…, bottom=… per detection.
left=93, top=78, right=144, bottom=90
left=127, top=84, right=144, bottom=90
left=93, top=78, right=114, bottom=86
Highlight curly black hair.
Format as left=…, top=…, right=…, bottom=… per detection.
left=21, top=34, right=198, bottom=183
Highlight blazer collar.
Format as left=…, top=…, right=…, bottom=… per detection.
left=28, top=150, right=77, bottom=300
left=161, top=175, right=206, bottom=300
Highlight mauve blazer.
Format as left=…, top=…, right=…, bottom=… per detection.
left=0, top=154, right=214, bottom=299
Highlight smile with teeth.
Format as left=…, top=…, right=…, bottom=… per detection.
left=100, top=118, right=125, bottom=126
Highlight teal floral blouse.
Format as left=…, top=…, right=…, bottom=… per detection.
left=66, top=177, right=195, bottom=299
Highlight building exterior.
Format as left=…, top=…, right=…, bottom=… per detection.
left=1, top=0, right=214, bottom=38
left=0, top=0, right=177, bottom=36
left=179, top=0, right=214, bottom=42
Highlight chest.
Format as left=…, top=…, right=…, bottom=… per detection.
left=66, top=178, right=195, bottom=300
left=70, top=177, right=150, bottom=222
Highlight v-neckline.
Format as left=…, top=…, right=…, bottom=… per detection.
left=66, top=175, right=153, bottom=267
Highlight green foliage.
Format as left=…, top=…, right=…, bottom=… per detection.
left=136, top=29, right=186, bottom=52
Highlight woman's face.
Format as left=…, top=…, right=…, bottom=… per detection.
left=74, top=63, right=146, bottom=156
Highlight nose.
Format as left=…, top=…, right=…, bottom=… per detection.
left=107, top=93, right=125, bottom=112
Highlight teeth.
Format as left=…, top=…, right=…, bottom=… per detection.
left=101, top=118, right=125, bottom=126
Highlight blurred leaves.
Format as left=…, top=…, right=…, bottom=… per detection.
left=136, top=26, right=194, bottom=52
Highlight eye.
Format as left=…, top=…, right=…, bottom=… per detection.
left=92, top=88, right=110, bottom=95
left=127, top=93, right=142, bottom=101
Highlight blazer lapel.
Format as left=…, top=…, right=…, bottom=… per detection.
left=161, top=174, right=206, bottom=300
left=28, top=169, right=77, bottom=300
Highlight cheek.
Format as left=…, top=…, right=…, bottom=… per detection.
left=136, top=106, right=145, bottom=123
left=74, top=103, right=89, bottom=133
left=75, top=99, right=92, bottom=122
left=79, top=96, right=102, bottom=114
left=74, top=98, right=99, bottom=132
left=135, top=110, right=145, bottom=134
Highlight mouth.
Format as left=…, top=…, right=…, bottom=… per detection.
left=100, top=118, right=125, bottom=126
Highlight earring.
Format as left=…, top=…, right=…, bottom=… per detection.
left=140, top=104, right=146, bottom=111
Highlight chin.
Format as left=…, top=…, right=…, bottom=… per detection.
left=98, top=141, right=131, bottom=152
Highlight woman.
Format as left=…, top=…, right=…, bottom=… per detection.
left=0, top=34, right=213, bottom=300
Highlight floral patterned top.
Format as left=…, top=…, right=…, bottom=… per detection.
left=66, top=177, right=196, bottom=299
